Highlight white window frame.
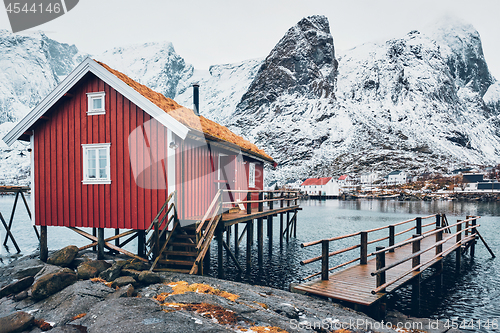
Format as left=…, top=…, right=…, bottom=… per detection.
left=248, top=162, right=256, bottom=188
left=87, top=91, right=106, bottom=115
left=82, top=143, right=111, bottom=184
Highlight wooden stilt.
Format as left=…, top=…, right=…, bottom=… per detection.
left=411, top=275, right=421, bottom=316
left=456, top=222, right=462, bottom=272
left=293, top=210, right=297, bottom=238
left=223, top=240, right=243, bottom=272
left=97, top=228, right=105, bottom=260
left=40, top=225, right=48, bottom=262
left=115, top=229, right=120, bottom=251
left=470, top=218, right=477, bottom=257
left=226, top=225, right=230, bottom=246
left=3, top=191, right=19, bottom=246
left=279, top=213, right=284, bottom=247
left=0, top=212, right=20, bottom=252
left=92, top=228, right=97, bottom=251
left=137, top=230, right=145, bottom=257
left=234, top=223, right=239, bottom=255
left=217, top=224, right=224, bottom=278
left=267, top=215, right=273, bottom=239
left=257, top=218, right=263, bottom=265
left=286, top=212, right=290, bottom=242
left=204, top=243, right=211, bottom=270
left=246, top=220, right=252, bottom=270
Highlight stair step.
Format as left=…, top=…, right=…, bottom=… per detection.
left=164, top=251, right=197, bottom=257
left=169, top=242, right=197, bottom=247
left=159, top=259, right=196, bottom=266
left=153, top=268, right=191, bottom=274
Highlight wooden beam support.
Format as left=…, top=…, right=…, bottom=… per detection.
left=97, top=228, right=105, bottom=260
left=0, top=212, right=20, bottom=253
left=40, top=226, right=48, bottom=262
left=257, top=218, right=263, bottom=265
left=223, top=239, right=243, bottom=272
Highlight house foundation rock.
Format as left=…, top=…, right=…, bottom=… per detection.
left=31, top=268, right=77, bottom=301
left=0, top=311, right=34, bottom=333
left=47, top=245, right=79, bottom=267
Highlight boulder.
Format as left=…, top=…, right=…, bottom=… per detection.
left=99, top=260, right=127, bottom=282
left=47, top=246, right=79, bottom=267
left=31, top=268, right=77, bottom=301
left=0, top=311, right=34, bottom=333
left=108, top=284, right=135, bottom=299
left=111, top=276, right=137, bottom=289
left=122, top=259, right=149, bottom=271
left=77, top=260, right=112, bottom=280
left=0, top=276, right=34, bottom=298
left=13, top=290, right=28, bottom=302
left=121, top=269, right=141, bottom=279
left=138, top=271, right=162, bottom=285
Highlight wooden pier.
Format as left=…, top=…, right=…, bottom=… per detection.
left=293, top=214, right=494, bottom=314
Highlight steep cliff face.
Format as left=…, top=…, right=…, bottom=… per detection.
left=236, top=15, right=337, bottom=117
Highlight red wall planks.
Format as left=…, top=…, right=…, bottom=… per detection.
left=33, top=73, right=268, bottom=229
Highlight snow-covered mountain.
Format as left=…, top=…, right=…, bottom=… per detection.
left=96, top=42, right=193, bottom=99
left=227, top=15, right=500, bottom=183
left=1, top=15, right=500, bottom=186
left=0, top=30, right=86, bottom=185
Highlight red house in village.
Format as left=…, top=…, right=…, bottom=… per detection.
left=3, top=58, right=275, bottom=265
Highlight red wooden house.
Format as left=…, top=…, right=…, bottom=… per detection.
left=3, top=58, right=273, bottom=260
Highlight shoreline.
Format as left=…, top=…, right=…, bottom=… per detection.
left=0, top=250, right=465, bottom=333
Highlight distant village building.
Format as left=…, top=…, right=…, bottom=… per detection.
left=360, top=172, right=379, bottom=185
left=300, top=177, right=339, bottom=196
left=462, top=173, right=484, bottom=183
left=385, top=170, right=407, bottom=185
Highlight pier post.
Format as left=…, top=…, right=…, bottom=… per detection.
left=97, top=228, right=105, bottom=260
left=293, top=211, right=297, bottom=238
left=40, top=226, right=48, bottom=262
left=217, top=223, right=224, bottom=278
left=435, top=214, right=441, bottom=230
left=322, top=240, right=329, bottom=280
left=115, top=229, right=120, bottom=248
left=280, top=213, right=284, bottom=247
left=411, top=275, right=421, bottom=317
left=226, top=226, right=231, bottom=247
left=92, top=228, right=97, bottom=251
left=471, top=218, right=477, bottom=257
left=247, top=192, right=252, bottom=214
left=137, top=230, right=145, bottom=258
left=286, top=212, right=290, bottom=243
left=412, top=234, right=420, bottom=270
left=204, top=244, right=210, bottom=271
left=257, top=218, right=263, bottom=265
left=456, top=221, right=462, bottom=272
left=436, top=225, right=443, bottom=256
left=416, top=217, right=422, bottom=235
left=375, top=246, right=386, bottom=292
left=360, top=231, right=368, bottom=265
left=258, top=192, right=263, bottom=212
left=267, top=216, right=273, bottom=239
left=389, top=225, right=395, bottom=252
left=246, top=219, right=253, bottom=270
left=153, top=221, right=160, bottom=260
left=234, top=223, right=239, bottom=255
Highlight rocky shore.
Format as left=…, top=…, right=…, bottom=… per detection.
left=0, top=247, right=463, bottom=333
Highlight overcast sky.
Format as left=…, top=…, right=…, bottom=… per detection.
left=1, top=0, right=499, bottom=79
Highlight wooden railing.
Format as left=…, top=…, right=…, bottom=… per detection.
left=190, top=189, right=223, bottom=275
left=300, top=214, right=446, bottom=281
left=221, top=190, right=300, bottom=213
left=145, top=191, right=179, bottom=269
left=369, top=215, right=489, bottom=294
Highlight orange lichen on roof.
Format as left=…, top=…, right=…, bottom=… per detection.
left=95, top=60, right=272, bottom=161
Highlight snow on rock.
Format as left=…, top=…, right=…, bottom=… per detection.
left=96, top=42, right=193, bottom=98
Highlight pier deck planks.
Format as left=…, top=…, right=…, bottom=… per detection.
left=294, top=235, right=456, bottom=306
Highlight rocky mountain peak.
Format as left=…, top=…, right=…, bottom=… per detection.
left=424, top=16, right=494, bottom=96
left=235, top=15, right=337, bottom=116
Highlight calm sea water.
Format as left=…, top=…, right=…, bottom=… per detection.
left=1, top=195, right=499, bottom=329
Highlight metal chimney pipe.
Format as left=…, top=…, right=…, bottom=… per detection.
left=193, top=83, right=200, bottom=116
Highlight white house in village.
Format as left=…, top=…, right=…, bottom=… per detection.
left=385, top=170, right=408, bottom=185
left=360, top=172, right=379, bottom=185
left=300, top=177, right=340, bottom=196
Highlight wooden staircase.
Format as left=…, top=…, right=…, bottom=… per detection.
left=146, top=190, right=223, bottom=275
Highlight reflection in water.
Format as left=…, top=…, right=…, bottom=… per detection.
left=207, top=199, right=500, bottom=330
